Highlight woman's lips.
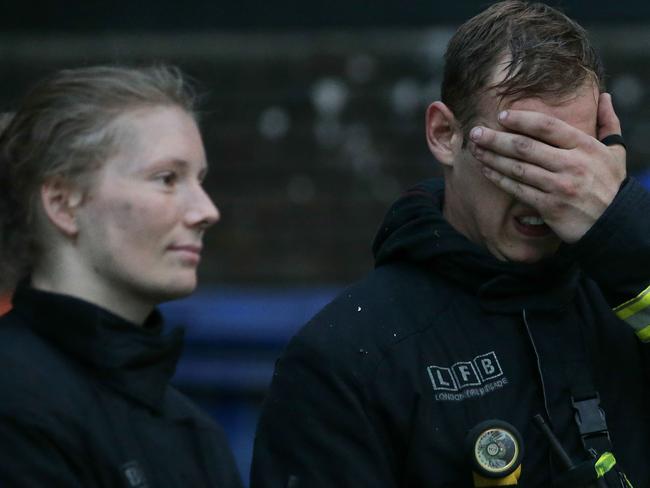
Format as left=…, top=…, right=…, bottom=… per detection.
left=168, top=244, right=202, bottom=264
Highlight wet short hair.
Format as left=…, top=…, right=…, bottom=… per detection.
left=441, top=0, right=604, bottom=140
left=0, top=65, right=197, bottom=289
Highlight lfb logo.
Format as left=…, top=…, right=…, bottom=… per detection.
left=427, top=351, right=504, bottom=392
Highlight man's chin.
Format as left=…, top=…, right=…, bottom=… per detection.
left=489, top=240, right=561, bottom=264
left=503, top=246, right=559, bottom=264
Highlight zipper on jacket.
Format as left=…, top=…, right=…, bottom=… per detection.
left=522, top=309, right=552, bottom=422
left=523, top=308, right=558, bottom=483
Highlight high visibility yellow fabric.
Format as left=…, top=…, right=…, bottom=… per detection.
left=614, top=285, right=650, bottom=341
left=472, top=466, right=522, bottom=486
left=594, top=452, right=616, bottom=478
left=592, top=452, right=635, bottom=487
left=637, top=324, right=650, bottom=342
left=615, top=284, right=650, bottom=320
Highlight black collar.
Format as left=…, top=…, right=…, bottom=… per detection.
left=12, top=286, right=184, bottom=413
left=374, top=178, right=580, bottom=314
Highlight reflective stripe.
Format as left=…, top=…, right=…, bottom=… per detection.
left=614, top=284, right=650, bottom=320
left=621, top=473, right=634, bottom=488
left=637, top=324, right=650, bottom=342
left=621, top=472, right=635, bottom=487
left=614, top=285, right=650, bottom=340
left=594, top=452, right=616, bottom=478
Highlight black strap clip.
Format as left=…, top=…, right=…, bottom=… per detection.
left=571, top=393, right=611, bottom=454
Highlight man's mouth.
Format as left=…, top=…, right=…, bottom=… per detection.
left=517, top=216, right=545, bottom=226
left=514, top=215, right=552, bottom=237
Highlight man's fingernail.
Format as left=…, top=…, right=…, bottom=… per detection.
left=498, top=110, right=508, bottom=121
left=470, top=127, right=483, bottom=140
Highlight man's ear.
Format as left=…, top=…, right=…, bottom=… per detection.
left=40, top=177, right=84, bottom=237
left=425, top=101, right=463, bottom=167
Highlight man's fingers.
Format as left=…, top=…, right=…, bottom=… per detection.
left=470, top=125, right=564, bottom=172
left=470, top=142, right=557, bottom=192
left=597, top=93, right=626, bottom=164
left=481, top=166, right=547, bottom=208
left=597, top=93, right=622, bottom=141
left=492, top=109, right=581, bottom=149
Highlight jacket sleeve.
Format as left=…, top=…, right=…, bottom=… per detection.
left=204, top=421, right=245, bottom=488
left=250, top=332, right=399, bottom=488
left=0, top=413, right=88, bottom=488
left=564, top=178, right=650, bottom=342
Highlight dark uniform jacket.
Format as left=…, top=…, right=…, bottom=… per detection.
left=0, top=286, right=243, bottom=488
left=251, top=178, right=650, bottom=487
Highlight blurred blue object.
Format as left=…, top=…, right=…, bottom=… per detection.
left=162, top=286, right=340, bottom=347
left=638, top=170, right=650, bottom=190
left=161, top=286, right=339, bottom=390
left=160, top=286, right=340, bottom=485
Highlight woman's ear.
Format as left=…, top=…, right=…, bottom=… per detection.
left=425, top=101, right=463, bottom=167
left=40, top=178, right=84, bottom=237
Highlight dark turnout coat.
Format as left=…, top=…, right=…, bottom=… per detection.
left=0, top=286, right=243, bottom=488
left=251, top=178, right=650, bottom=487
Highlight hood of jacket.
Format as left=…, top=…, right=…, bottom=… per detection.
left=372, top=179, right=580, bottom=313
